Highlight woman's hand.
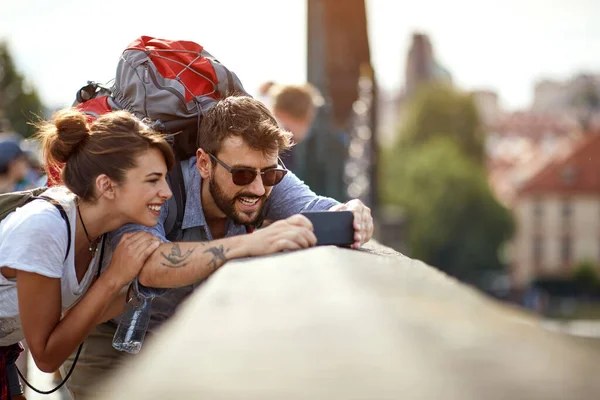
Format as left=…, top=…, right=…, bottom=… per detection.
left=104, top=231, right=161, bottom=287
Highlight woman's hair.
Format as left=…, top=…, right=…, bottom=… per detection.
left=36, top=109, right=175, bottom=201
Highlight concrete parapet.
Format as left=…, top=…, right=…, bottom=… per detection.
left=92, top=242, right=600, bottom=400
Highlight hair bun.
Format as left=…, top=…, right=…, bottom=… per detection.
left=50, top=110, right=91, bottom=163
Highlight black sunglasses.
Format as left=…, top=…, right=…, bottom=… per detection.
left=208, top=153, right=288, bottom=187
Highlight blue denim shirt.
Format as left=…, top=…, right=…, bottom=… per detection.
left=108, top=157, right=339, bottom=332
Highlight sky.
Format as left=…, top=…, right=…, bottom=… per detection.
left=1, top=0, right=599, bottom=111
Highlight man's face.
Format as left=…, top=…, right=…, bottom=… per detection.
left=206, top=136, right=280, bottom=226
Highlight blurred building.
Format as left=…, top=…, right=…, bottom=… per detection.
left=376, top=88, right=403, bottom=147
left=380, top=32, right=454, bottom=147
left=485, top=111, right=582, bottom=206
left=510, top=132, right=600, bottom=288
left=532, top=74, right=600, bottom=130
left=404, top=33, right=452, bottom=96
left=471, top=89, right=502, bottom=126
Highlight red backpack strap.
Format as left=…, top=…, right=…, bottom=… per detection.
left=75, top=96, right=114, bottom=122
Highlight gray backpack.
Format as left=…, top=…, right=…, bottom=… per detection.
left=73, top=36, right=248, bottom=238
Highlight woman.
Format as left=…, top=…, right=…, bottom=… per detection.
left=0, top=109, right=174, bottom=399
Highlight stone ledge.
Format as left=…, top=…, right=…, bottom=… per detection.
left=92, top=243, right=600, bottom=400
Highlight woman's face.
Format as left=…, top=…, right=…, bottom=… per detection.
left=115, top=148, right=172, bottom=227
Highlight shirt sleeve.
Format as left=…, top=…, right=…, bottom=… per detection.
left=107, top=201, right=170, bottom=252
left=105, top=199, right=170, bottom=298
left=0, top=201, right=69, bottom=279
left=264, top=170, right=340, bottom=221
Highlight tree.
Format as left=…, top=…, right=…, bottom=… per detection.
left=380, top=136, right=514, bottom=280
left=397, top=83, right=485, bottom=164
left=0, top=41, right=44, bottom=138
left=572, top=260, right=600, bottom=292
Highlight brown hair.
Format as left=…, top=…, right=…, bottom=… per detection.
left=270, top=83, right=323, bottom=121
left=37, top=109, right=174, bottom=201
left=197, top=95, right=293, bottom=156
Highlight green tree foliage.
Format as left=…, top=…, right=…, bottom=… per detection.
left=381, top=138, right=514, bottom=279
left=0, top=41, right=44, bottom=137
left=380, top=84, right=514, bottom=280
left=572, top=260, right=600, bottom=289
left=398, top=83, right=485, bottom=164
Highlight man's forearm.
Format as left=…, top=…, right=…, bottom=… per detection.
left=138, top=236, right=249, bottom=288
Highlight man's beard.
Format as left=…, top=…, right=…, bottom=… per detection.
left=208, top=173, right=267, bottom=226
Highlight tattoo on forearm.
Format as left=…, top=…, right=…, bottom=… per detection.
left=203, top=245, right=230, bottom=272
left=160, top=243, right=195, bottom=268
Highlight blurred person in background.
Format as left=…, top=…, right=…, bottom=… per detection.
left=0, top=140, right=32, bottom=194
left=19, top=138, right=48, bottom=188
left=266, top=83, right=324, bottom=171
left=257, top=80, right=276, bottom=108
left=264, top=83, right=349, bottom=201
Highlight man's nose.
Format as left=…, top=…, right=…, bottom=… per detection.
left=246, top=173, right=266, bottom=196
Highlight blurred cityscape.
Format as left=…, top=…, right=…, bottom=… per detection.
left=1, top=0, right=600, bottom=328
left=377, top=32, right=600, bottom=319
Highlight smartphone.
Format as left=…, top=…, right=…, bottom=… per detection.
left=301, top=210, right=355, bottom=247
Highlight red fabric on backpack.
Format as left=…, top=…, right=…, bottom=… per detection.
left=127, top=37, right=220, bottom=103
left=71, top=35, right=247, bottom=161
left=76, top=96, right=114, bottom=122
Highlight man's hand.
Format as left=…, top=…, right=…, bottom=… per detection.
left=329, top=199, right=373, bottom=249
left=248, top=214, right=317, bottom=256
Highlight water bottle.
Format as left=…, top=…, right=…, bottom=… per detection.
left=112, top=279, right=154, bottom=354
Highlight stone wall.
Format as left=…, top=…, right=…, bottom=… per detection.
left=92, top=242, right=600, bottom=400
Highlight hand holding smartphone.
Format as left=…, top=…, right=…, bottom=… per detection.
left=301, top=211, right=355, bottom=247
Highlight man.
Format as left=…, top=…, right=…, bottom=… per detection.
left=268, top=83, right=323, bottom=172
left=62, top=96, right=373, bottom=398
left=266, top=83, right=349, bottom=201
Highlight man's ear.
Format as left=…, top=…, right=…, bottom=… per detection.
left=196, top=149, right=211, bottom=179
left=96, top=174, right=116, bottom=200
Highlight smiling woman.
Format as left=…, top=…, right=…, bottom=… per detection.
left=0, top=109, right=174, bottom=398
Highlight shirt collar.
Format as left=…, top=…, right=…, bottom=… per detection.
left=181, top=157, right=207, bottom=230
left=179, top=157, right=247, bottom=237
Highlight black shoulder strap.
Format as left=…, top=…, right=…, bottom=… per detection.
left=96, top=236, right=106, bottom=280
left=16, top=195, right=102, bottom=397
left=37, top=196, right=71, bottom=262
left=165, top=159, right=186, bottom=241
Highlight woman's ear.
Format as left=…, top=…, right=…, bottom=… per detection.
left=196, top=149, right=211, bottom=179
left=96, top=174, right=116, bottom=200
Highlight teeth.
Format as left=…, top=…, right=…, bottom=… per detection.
left=148, top=205, right=161, bottom=211
left=239, top=197, right=259, bottom=205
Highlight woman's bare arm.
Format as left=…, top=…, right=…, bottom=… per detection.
left=17, top=270, right=122, bottom=372
left=16, top=231, right=160, bottom=372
